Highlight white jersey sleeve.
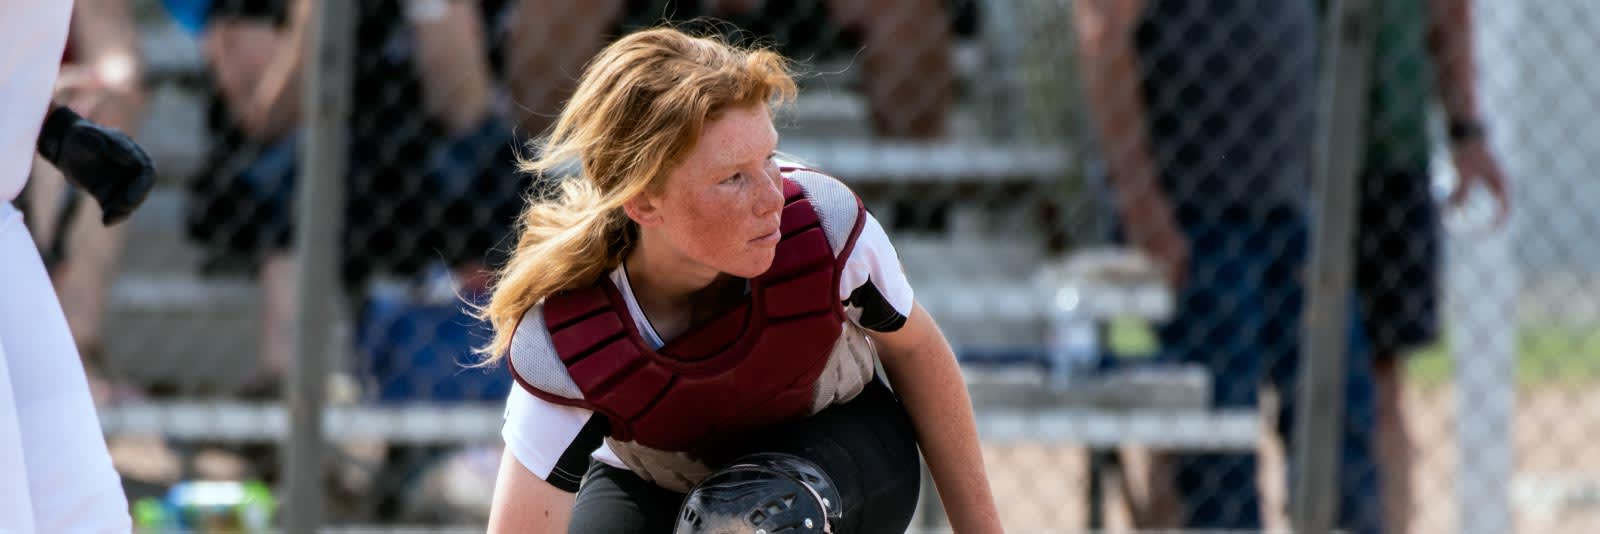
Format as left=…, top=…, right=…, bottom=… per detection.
left=502, top=304, right=629, bottom=492
left=838, top=213, right=913, bottom=332
left=501, top=386, right=610, bottom=493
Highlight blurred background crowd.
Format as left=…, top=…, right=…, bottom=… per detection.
left=21, top=0, right=1600, bottom=532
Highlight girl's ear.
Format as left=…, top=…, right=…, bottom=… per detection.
left=623, top=193, right=664, bottom=227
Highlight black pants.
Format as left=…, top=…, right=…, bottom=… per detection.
left=568, top=379, right=922, bottom=533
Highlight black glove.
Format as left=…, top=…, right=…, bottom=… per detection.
left=36, top=105, right=156, bottom=226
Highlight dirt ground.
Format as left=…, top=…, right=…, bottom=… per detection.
left=977, top=385, right=1600, bottom=533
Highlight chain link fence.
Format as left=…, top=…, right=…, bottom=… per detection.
left=19, top=0, right=1597, bottom=531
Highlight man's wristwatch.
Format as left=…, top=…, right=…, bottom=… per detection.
left=1449, top=118, right=1485, bottom=145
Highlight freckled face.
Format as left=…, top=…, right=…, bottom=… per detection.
left=643, top=105, right=784, bottom=279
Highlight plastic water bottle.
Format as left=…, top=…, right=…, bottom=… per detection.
left=1048, top=285, right=1101, bottom=389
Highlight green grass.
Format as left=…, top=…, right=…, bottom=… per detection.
left=1104, top=317, right=1600, bottom=388
left=1407, top=324, right=1600, bottom=388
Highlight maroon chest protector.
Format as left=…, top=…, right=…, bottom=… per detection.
left=534, top=177, right=864, bottom=453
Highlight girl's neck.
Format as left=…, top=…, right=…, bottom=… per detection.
left=624, top=236, right=744, bottom=341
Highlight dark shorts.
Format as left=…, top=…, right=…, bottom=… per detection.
left=1355, top=167, right=1441, bottom=356
left=568, top=378, right=923, bottom=533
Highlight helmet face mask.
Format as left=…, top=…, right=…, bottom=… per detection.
left=674, top=454, right=841, bottom=534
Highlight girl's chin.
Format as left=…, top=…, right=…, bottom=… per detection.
left=725, top=255, right=777, bottom=279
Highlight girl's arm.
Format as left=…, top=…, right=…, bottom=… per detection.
left=488, top=448, right=575, bottom=533
left=870, top=301, right=1003, bottom=533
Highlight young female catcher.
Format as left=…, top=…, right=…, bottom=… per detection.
left=484, top=27, right=1002, bottom=534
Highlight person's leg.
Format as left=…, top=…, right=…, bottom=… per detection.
left=236, top=250, right=297, bottom=397
left=569, top=461, right=686, bottom=533
left=503, top=0, right=627, bottom=136
left=202, top=127, right=298, bottom=399
left=1374, top=353, right=1412, bottom=533
left=0, top=204, right=130, bottom=531
left=1157, top=220, right=1268, bottom=529
left=54, top=188, right=128, bottom=365
left=1267, top=216, right=1384, bottom=534
left=409, top=0, right=495, bottom=135
left=822, top=0, right=955, bottom=231
left=1273, top=313, right=1385, bottom=534
left=202, top=18, right=300, bottom=141
left=21, top=160, right=134, bottom=405
left=1339, top=318, right=1383, bottom=534
left=0, top=342, right=39, bottom=533
left=1117, top=445, right=1185, bottom=528
left=748, top=379, right=923, bottom=532
left=30, top=35, right=150, bottom=398
left=22, top=156, right=68, bottom=246
left=1356, top=168, right=1440, bottom=534
left=823, top=0, right=952, bottom=139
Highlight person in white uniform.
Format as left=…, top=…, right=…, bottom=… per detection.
left=1, top=1, right=155, bottom=530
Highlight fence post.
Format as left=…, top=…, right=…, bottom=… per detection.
left=286, top=1, right=353, bottom=531
left=1453, top=2, right=1520, bottom=532
left=1293, top=0, right=1376, bottom=532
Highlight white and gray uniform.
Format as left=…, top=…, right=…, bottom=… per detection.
left=1, top=1, right=133, bottom=531
left=502, top=170, right=915, bottom=493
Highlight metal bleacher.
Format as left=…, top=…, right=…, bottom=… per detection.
left=106, top=8, right=1077, bottom=388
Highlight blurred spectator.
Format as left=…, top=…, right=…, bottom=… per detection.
left=1074, top=0, right=1381, bottom=532
left=158, top=0, right=528, bottom=520
left=1356, top=1, right=1510, bottom=532
left=499, top=0, right=960, bottom=235
left=21, top=0, right=149, bottom=406
left=501, top=0, right=954, bottom=140
left=165, top=0, right=527, bottom=397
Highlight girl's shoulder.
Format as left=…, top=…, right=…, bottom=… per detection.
left=780, top=165, right=864, bottom=259
left=505, top=303, right=585, bottom=402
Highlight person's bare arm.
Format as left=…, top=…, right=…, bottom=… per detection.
left=59, top=0, right=145, bottom=131
left=1427, top=0, right=1510, bottom=220
left=404, top=0, right=494, bottom=134
left=1071, top=0, right=1187, bottom=290
left=488, top=448, right=575, bottom=533
left=502, top=0, right=625, bottom=136
left=239, top=0, right=312, bottom=139
left=824, top=0, right=952, bottom=138
left=871, top=302, right=1003, bottom=533
left=1427, top=0, right=1480, bottom=129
